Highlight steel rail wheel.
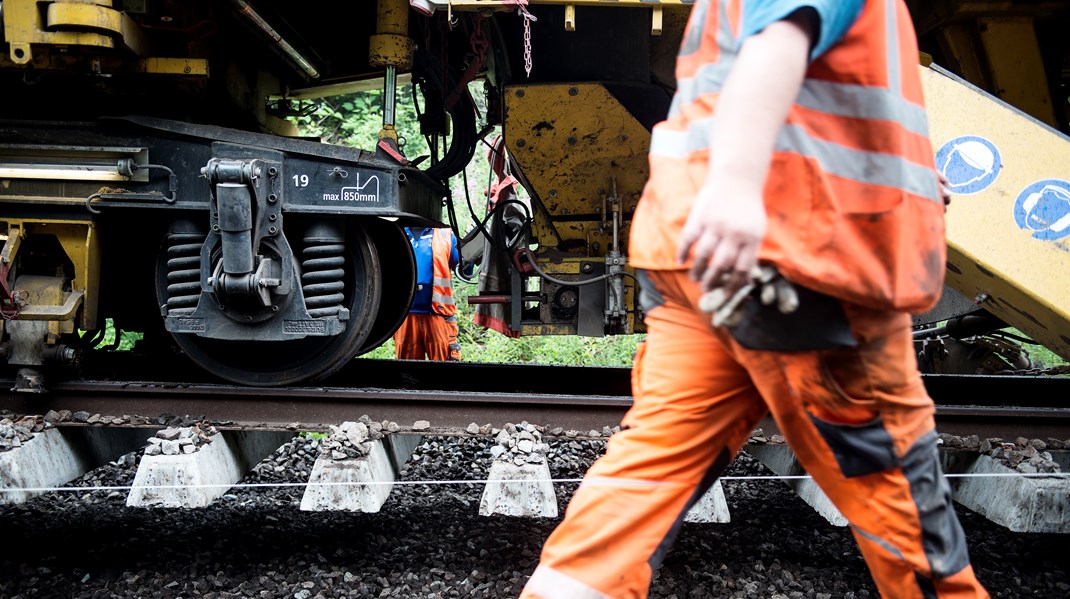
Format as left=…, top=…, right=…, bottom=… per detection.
left=156, top=220, right=385, bottom=386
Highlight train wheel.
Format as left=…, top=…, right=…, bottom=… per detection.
left=157, top=220, right=383, bottom=386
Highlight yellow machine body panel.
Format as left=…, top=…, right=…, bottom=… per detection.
left=922, top=65, right=1070, bottom=361
left=504, top=83, right=649, bottom=257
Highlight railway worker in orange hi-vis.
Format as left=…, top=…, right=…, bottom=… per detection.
left=393, top=226, right=462, bottom=361
left=521, top=0, right=989, bottom=598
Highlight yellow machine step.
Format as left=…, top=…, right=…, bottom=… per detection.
left=923, top=65, right=1070, bottom=362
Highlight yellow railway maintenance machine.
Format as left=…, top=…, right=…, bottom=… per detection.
left=0, top=0, right=1068, bottom=387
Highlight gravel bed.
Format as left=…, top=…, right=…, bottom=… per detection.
left=0, top=435, right=1067, bottom=598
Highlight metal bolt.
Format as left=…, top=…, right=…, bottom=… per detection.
left=212, top=225, right=220, bottom=232
left=517, top=139, right=526, bottom=148
left=516, top=89, right=525, bottom=98
left=244, top=315, right=253, bottom=322
left=582, top=264, right=593, bottom=273
left=218, top=304, right=226, bottom=311
left=271, top=306, right=279, bottom=312
left=268, top=194, right=277, bottom=203
left=619, top=134, right=628, bottom=142
left=269, top=226, right=278, bottom=235
left=974, top=292, right=990, bottom=304
left=567, top=137, right=577, bottom=146
left=568, top=87, right=579, bottom=96
left=268, top=213, right=277, bottom=221
left=549, top=190, right=558, bottom=198
left=268, top=167, right=278, bottom=177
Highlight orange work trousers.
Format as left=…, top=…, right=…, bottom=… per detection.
left=521, top=270, right=987, bottom=599
left=394, top=312, right=461, bottom=361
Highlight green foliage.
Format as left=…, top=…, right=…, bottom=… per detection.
left=79, top=318, right=142, bottom=351
left=1007, top=328, right=1070, bottom=369
left=285, top=85, right=432, bottom=160
left=361, top=279, right=644, bottom=367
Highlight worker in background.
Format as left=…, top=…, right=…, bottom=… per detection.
left=522, top=1, right=989, bottom=598
left=394, top=226, right=462, bottom=361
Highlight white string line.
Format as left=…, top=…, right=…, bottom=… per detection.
left=1, top=472, right=1067, bottom=494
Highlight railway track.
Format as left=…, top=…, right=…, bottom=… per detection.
left=2, top=359, right=1068, bottom=440
left=1, top=360, right=1068, bottom=597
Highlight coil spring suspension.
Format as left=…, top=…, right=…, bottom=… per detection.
left=302, top=242, right=345, bottom=318
left=165, top=233, right=205, bottom=314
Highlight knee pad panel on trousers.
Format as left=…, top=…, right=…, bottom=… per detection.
left=901, top=431, right=971, bottom=579
left=807, top=413, right=897, bottom=478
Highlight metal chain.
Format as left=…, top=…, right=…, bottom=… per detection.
left=513, top=0, right=537, bottom=77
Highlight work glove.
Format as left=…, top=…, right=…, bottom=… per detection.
left=698, top=264, right=799, bottom=328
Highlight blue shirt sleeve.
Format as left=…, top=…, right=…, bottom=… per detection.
left=449, top=234, right=459, bottom=269
left=739, top=0, right=864, bottom=60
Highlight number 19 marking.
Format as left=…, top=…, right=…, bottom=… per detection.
left=292, top=174, right=309, bottom=187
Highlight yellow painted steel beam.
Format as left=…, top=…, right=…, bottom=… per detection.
left=923, top=65, right=1070, bottom=361
left=0, top=219, right=99, bottom=330
left=137, top=58, right=209, bottom=76
left=4, top=0, right=153, bottom=64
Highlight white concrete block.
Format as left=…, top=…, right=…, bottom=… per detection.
left=942, top=452, right=1070, bottom=533
left=0, top=427, right=146, bottom=505
left=684, top=481, right=731, bottom=523
left=300, top=440, right=395, bottom=512
left=479, top=461, right=558, bottom=518
left=745, top=443, right=848, bottom=527
left=127, top=430, right=290, bottom=508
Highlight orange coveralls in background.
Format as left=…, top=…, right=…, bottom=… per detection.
left=521, top=1, right=989, bottom=598
left=394, top=227, right=462, bottom=361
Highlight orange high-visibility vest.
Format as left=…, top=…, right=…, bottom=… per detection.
left=430, top=228, right=456, bottom=317
left=629, top=0, right=946, bottom=313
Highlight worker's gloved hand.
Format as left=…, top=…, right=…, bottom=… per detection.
left=698, top=265, right=799, bottom=328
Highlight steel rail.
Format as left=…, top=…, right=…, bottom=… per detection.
left=1, top=367, right=1068, bottom=439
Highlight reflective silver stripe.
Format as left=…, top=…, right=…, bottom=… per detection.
left=852, top=524, right=906, bottom=561
left=433, top=277, right=452, bottom=288
left=431, top=293, right=454, bottom=306
left=669, top=2, right=928, bottom=137
left=797, top=80, right=929, bottom=136
left=675, top=70, right=928, bottom=138
left=669, top=0, right=734, bottom=118
left=668, top=57, right=734, bottom=119
left=886, top=0, right=901, bottom=96
left=649, top=117, right=941, bottom=203
left=677, top=0, right=709, bottom=58
left=780, top=124, right=941, bottom=203
left=649, top=125, right=692, bottom=159
left=523, top=565, right=612, bottom=599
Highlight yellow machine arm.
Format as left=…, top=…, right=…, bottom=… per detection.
left=923, top=64, right=1070, bottom=362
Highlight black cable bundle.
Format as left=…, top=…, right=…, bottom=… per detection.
left=412, top=16, right=479, bottom=183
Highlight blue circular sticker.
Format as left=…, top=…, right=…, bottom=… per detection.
left=935, top=136, right=1002, bottom=195
left=1014, top=180, right=1070, bottom=241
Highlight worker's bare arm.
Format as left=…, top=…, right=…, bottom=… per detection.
left=677, top=10, right=816, bottom=295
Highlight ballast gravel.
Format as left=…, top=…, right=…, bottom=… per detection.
left=0, top=434, right=1067, bottom=598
